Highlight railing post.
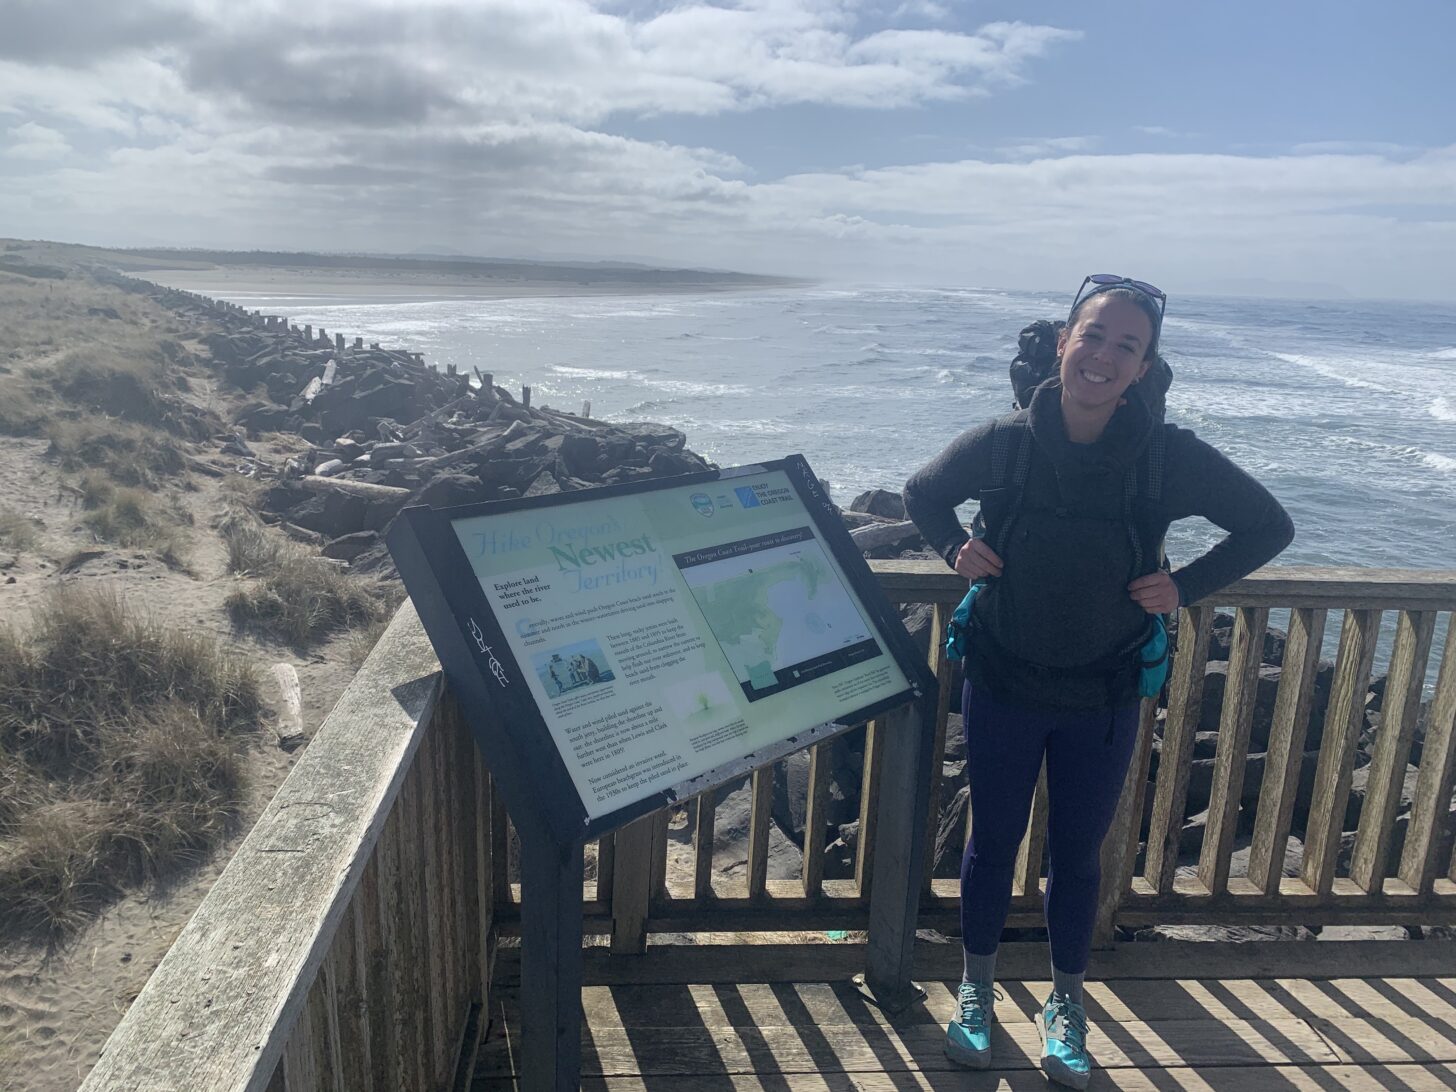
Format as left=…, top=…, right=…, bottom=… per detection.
left=858, top=697, right=935, bottom=1012
left=921, top=600, right=954, bottom=895
left=1303, top=609, right=1381, bottom=895
left=1351, top=609, right=1437, bottom=892
left=1093, top=698, right=1158, bottom=946
left=1145, top=605, right=1214, bottom=892
left=1199, top=606, right=1271, bottom=894
left=1399, top=622, right=1456, bottom=892
left=610, top=813, right=656, bottom=954
left=1248, top=607, right=1327, bottom=892
left=519, top=836, right=584, bottom=1092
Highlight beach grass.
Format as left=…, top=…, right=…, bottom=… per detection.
left=217, top=505, right=288, bottom=575
left=0, top=378, right=48, bottom=436
left=221, top=506, right=387, bottom=645
left=47, top=417, right=188, bottom=487
left=80, top=472, right=190, bottom=565
left=0, top=272, right=218, bottom=442
left=226, top=554, right=386, bottom=647
left=0, top=587, right=263, bottom=934
left=0, top=506, right=39, bottom=553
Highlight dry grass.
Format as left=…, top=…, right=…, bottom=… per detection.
left=79, top=472, right=189, bottom=566
left=0, top=269, right=164, bottom=361
left=220, top=498, right=390, bottom=646
left=47, top=417, right=187, bottom=487
left=347, top=585, right=405, bottom=666
left=0, top=587, right=263, bottom=934
left=218, top=505, right=287, bottom=575
left=0, top=506, right=40, bottom=553
left=226, top=551, right=386, bottom=647
left=0, top=269, right=219, bottom=440
left=0, top=376, right=48, bottom=435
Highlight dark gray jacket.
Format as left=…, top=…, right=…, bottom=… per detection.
left=903, top=380, right=1294, bottom=710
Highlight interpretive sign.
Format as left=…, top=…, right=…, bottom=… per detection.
left=388, top=454, right=932, bottom=845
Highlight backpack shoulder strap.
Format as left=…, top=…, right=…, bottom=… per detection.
left=1122, top=424, right=1168, bottom=574
left=1144, top=423, right=1166, bottom=503
left=985, top=413, right=1031, bottom=558
left=987, top=411, right=1032, bottom=485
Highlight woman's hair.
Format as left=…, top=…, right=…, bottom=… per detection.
left=1068, top=285, right=1161, bottom=361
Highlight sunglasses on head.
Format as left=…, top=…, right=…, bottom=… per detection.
left=1071, top=274, right=1167, bottom=320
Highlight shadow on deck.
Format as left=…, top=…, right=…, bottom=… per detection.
left=477, top=941, right=1456, bottom=1090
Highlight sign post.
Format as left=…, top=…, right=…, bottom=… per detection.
left=388, top=455, right=938, bottom=1089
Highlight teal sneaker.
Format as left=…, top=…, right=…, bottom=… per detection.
left=944, top=980, right=998, bottom=1069
left=1037, top=991, right=1092, bottom=1089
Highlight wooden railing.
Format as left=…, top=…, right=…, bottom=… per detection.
left=80, top=608, right=496, bottom=1092
left=81, top=566, right=1456, bottom=1091
left=525, top=564, right=1456, bottom=951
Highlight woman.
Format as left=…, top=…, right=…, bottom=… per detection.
left=903, top=276, right=1293, bottom=1089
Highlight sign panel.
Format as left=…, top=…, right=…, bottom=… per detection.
left=448, top=466, right=912, bottom=819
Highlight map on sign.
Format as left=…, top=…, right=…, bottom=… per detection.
left=677, top=529, right=879, bottom=701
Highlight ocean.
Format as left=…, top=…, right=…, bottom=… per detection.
left=195, top=282, right=1456, bottom=576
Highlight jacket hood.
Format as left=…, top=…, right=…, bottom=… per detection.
left=1027, top=378, right=1154, bottom=475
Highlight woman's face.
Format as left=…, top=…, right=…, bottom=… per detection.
left=1057, top=294, right=1153, bottom=412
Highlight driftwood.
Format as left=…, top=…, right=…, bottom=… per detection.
left=280, top=522, right=326, bottom=546
left=270, top=662, right=307, bottom=752
left=298, top=475, right=411, bottom=504
left=849, top=520, right=920, bottom=551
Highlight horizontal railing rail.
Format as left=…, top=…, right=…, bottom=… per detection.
left=83, top=565, right=1456, bottom=1090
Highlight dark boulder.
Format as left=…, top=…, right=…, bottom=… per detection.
left=284, top=491, right=368, bottom=539
left=414, top=471, right=493, bottom=508
left=850, top=489, right=906, bottom=520
left=616, top=422, right=687, bottom=451
left=1198, top=663, right=1283, bottom=750
left=235, top=400, right=291, bottom=433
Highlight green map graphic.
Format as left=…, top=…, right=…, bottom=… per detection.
left=692, top=554, right=822, bottom=652
left=687, top=550, right=865, bottom=689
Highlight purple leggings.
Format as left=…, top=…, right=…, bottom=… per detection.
left=959, top=684, right=1140, bottom=975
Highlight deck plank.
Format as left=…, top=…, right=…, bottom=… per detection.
left=477, top=943, right=1456, bottom=1089
left=486, top=974, right=1456, bottom=1032
left=491, top=940, right=1456, bottom=987
left=476, top=1062, right=1456, bottom=1091
left=478, top=945, right=1456, bottom=1089
left=479, top=1019, right=1340, bottom=1077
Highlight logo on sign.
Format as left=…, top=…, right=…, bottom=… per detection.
left=734, top=486, right=761, bottom=508
left=690, top=492, right=715, bottom=517
left=468, top=618, right=510, bottom=687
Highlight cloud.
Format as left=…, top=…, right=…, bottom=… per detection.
left=3, top=122, right=70, bottom=160
left=0, top=2, right=1451, bottom=297
left=1291, top=140, right=1416, bottom=157
left=0, top=0, right=199, bottom=66
left=1134, top=125, right=1189, bottom=138
left=998, top=135, right=1099, bottom=160
left=891, top=1, right=950, bottom=19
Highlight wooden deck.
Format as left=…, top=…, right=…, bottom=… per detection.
left=476, top=941, right=1456, bottom=1090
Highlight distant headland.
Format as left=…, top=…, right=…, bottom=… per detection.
left=4, top=239, right=809, bottom=301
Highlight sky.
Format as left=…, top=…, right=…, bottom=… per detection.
left=2, top=0, right=1454, bottom=297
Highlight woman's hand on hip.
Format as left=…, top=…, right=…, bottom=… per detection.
left=953, top=539, right=1003, bottom=582
left=1128, top=571, right=1180, bottom=614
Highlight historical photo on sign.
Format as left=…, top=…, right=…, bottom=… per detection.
left=533, top=638, right=615, bottom=699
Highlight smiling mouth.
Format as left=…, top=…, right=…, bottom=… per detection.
left=1079, top=369, right=1111, bottom=385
